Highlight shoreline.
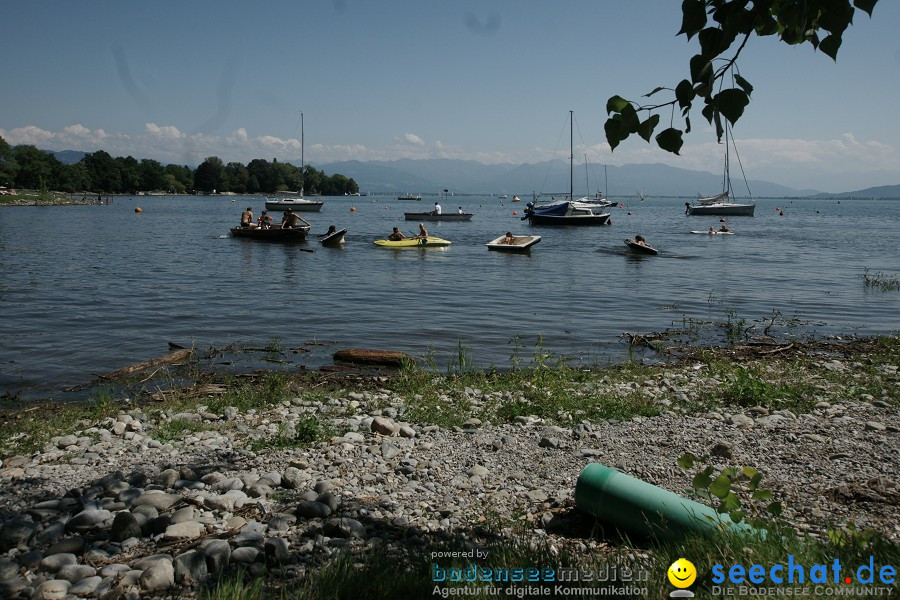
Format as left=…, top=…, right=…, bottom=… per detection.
left=0, top=336, right=897, bottom=598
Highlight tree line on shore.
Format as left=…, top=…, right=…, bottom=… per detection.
left=0, top=135, right=359, bottom=196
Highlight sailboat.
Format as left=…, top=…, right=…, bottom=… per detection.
left=524, top=111, right=611, bottom=226
left=685, top=122, right=755, bottom=216
left=265, top=113, right=325, bottom=212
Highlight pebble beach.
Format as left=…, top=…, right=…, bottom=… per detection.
left=0, top=337, right=897, bottom=598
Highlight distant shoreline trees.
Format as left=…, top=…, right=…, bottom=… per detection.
left=0, top=136, right=359, bottom=196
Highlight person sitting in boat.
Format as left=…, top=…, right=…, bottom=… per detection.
left=719, top=224, right=731, bottom=232
left=458, top=206, right=464, bottom=214
left=708, top=227, right=716, bottom=234
left=633, top=234, right=650, bottom=247
left=416, top=223, right=428, bottom=238
left=257, top=211, right=273, bottom=229
left=240, top=206, right=255, bottom=228
left=433, top=202, right=442, bottom=215
left=324, top=225, right=337, bottom=236
left=387, top=227, right=406, bottom=241
left=281, top=209, right=310, bottom=229
left=503, top=232, right=516, bottom=244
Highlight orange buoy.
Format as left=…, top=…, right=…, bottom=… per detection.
left=350, top=207, right=356, bottom=212
left=135, top=207, right=142, bottom=213
left=512, top=211, right=518, bottom=216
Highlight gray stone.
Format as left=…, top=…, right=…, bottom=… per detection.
left=65, top=509, right=111, bottom=533
left=538, top=437, right=560, bottom=449
left=156, top=468, right=179, bottom=488
left=174, top=550, right=208, bottom=586
left=467, top=465, right=489, bottom=477
left=110, top=511, right=142, bottom=542
left=170, top=506, right=197, bottom=524
left=203, top=539, right=231, bottom=573
left=371, top=416, right=396, bottom=436
left=231, top=547, right=260, bottom=564
left=316, top=492, right=340, bottom=512
left=0, top=577, right=26, bottom=598
left=31, top=579, right=70, bottom=600
left=18, top=550, right=42, bottom=569
left=264, top=537, right=290, bottom=566
left=281, top=467, right=307, bottom=490
left=0, top=558, right=19, bottom=579
left=865, top=421, right=887, bottom=432
left=710, top=442, right=733, bottom=459
left=45, top=536, right=86, bottom=556
left=131, top=554, right=173, bottom=571
left=57, top=563, right=97, bottom=583
left=730, top=414, right=755, bottom=429
left=40, top=553, right=77, bottom=573
left=381, top=443, right=401, bottom=460
left=0, top=517, right=37, bottom=551
left=295, top=501, right=332, bottom=519
left=67, top=575, right=102, bottom=596
left=323, top=517, right=366, bottom=539
left=164, top=521, right=204, bottom=541
left=139, top=560, right=175, bottom=592
left=131, top=491, right=180, bottom=511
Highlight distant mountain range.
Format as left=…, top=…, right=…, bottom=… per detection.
left=48, top=150, right=900, bottom=198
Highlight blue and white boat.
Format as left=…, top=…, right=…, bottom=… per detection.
left=524, top=111, right=611, bottom=226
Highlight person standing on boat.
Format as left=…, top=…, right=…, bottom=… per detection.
left=388, top=227, right=406, bottom=241
left=281, top=209, right=310, bottom=229
left=433, top=201, right=442, bottom=215
left=416, top=223, right=428, bottom=238
left=240, top=206, right=255, bottom=228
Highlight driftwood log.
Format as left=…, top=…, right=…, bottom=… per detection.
left=64, top=348, right=194, bottom=392
left=332, top=349, right=413, bottom=367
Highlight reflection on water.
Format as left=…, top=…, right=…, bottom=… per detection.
left=1, top=195, right=898, bottom=401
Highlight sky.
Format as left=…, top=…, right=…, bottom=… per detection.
left=1, top=0, right=898, bottom=193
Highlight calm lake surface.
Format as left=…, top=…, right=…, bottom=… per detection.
left=1, top=195, right=898, bottom=402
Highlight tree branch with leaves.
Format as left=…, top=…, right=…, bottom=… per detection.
left=605, top=0, right=879, bottom=155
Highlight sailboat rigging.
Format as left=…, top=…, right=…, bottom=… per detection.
left=685, top=122, right=755, bottom=216
left=265, top=112, right=325, bottom=212
left=524, top=111, right=611, bottom=226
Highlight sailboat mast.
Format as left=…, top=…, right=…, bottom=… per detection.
left=569, top=110, right=574, bottom=201
left=300, top=112, right=305, bottom=197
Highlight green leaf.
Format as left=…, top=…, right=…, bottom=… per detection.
left=742, top=466, right=760, bottom=480
left=710, top=475, right=733, bottom=499
left=678, top=0, right=708, bottom=39
left=604, top=116, right=627, bottom=152
left=752, top=489, right=773, bottom=501
left=716, top=88, right=750, bottom=124
left=854, top=0, right=878, bottom=17
left=690, top=54, right=713, bottom=84
left=720, top=492, right=741, bottom=511
left=619, top=103, right=641, bottom=133
left=678, top=453, right=697, bottom=470
left=734, top=74, right=753, bottom=96
left=643, top=86, right=668, bottom=98
left=655, top=128, right=684, bottom=155
left=819, top=33, right=842, bottom=61
left=638, top=114, right=660, bottom=142
left=698, top=27, right=724, bottom=58
left=606, top=95, right=631, bottom=114
left=729, top=510, right=746, bottom=524
left=692, top=472, right=712, bottom=490
left=766, top=501, right=783, bottom=517
left=675, top=79, right=695, bottom=110
left=685, top=115, right=692, bottom=134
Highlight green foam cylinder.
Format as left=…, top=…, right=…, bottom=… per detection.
left=574, top=463, right=762, bottom=540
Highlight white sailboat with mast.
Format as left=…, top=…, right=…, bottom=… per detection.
left=685, top=122, right=755, bottom=216
left=266, top=112, right=324, bottom=212
left=524, top=111, right=611, bottom=225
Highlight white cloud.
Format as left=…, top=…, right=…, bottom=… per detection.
left=2, top=123, right=898, bottom=189
left=401, top=132, right=424, bottom=146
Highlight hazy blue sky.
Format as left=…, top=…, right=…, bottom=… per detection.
left=2, top=1, right=898, bottom=192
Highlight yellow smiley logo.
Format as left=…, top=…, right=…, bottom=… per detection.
left=667, top=558, right=697, bottom=588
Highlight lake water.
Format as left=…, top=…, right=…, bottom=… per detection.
left=1, top=195, right=898, bottom=402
